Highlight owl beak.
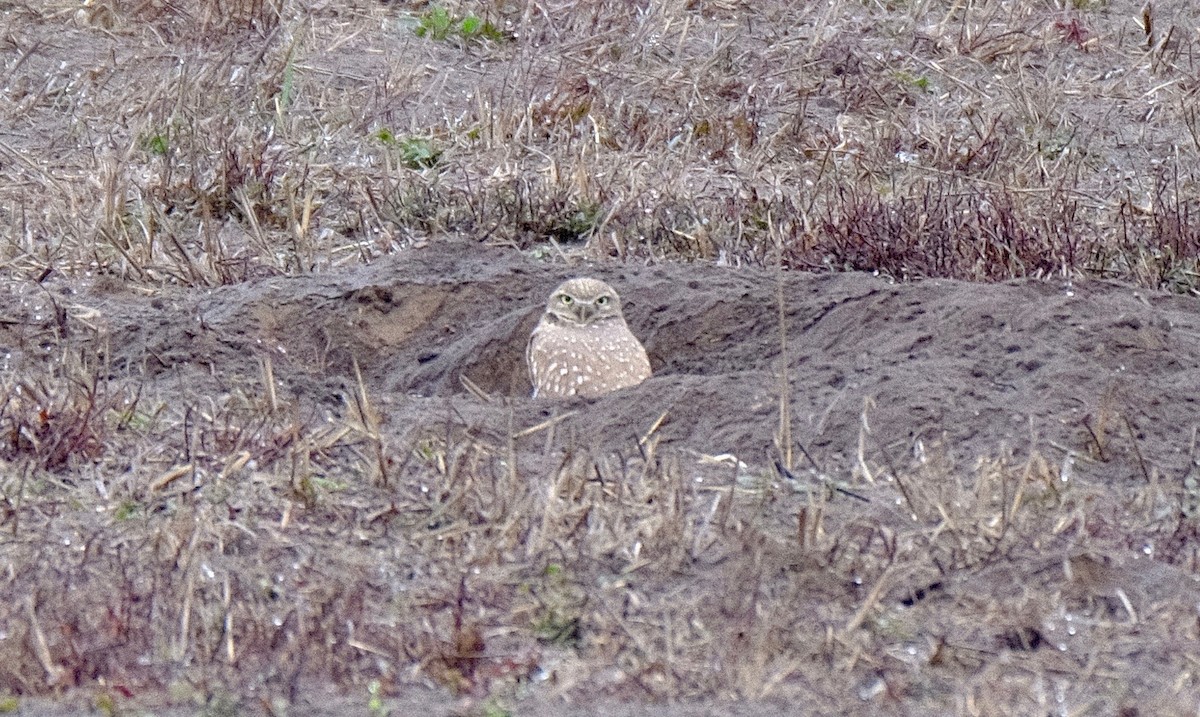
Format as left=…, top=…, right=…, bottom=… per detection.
left=576, top=302, right=597, bottom=322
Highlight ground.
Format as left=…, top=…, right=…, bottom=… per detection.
left=2, top=1, right=1200, bottom=715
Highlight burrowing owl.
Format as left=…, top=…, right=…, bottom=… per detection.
left=526, top=278, right=651, bottom=399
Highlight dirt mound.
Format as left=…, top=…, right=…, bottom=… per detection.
left=21, top=241, right=1195, bottom=480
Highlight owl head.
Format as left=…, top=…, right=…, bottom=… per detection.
left=543, top=277, right=625, bottom=326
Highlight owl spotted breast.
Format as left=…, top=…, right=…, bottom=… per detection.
left=527, top=278, right=652, bottom=399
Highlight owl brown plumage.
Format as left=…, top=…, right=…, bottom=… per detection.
left=526, top=278, right=651, bottom=399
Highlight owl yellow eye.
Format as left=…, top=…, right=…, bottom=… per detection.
left=596, top=296, right=610, bottom=306
left=559, top=295, right=573, bottom=305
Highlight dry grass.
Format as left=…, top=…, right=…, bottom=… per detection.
left=2, top=0, right=1200, bottom=713
left=2, top=0, right=1200, bottom=287
left=0, top=347, right=1194, bottom=713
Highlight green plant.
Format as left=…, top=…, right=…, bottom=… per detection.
left=377, top=130, right=443, bottom=169
left=414, top=6, right=505, bottom=43
left=367, top=680, right=388, bottom=717
left=141, top=131, right=169, bottom=156
left=415, top=6, right=453, bottom=40
left=530, top=563, right=584, bottom=647
left=894, top=70, right=930, bottom=91
left=114, top=499, right=139, bottom=521
left=532, top=608, right=581, bottom=647
left=551, top=200, right=602, bottom=242
left=480, top=699, right=512, bottom=717
left=93, top=692, right=117, bottom=717
left=458, top=14, right=505, bottom=42
left=398, top=137, right=442, bottom=169
left=278, top=56, right=296, bottom=113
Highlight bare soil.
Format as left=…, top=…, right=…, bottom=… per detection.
left=3, top=1, right=1200, bottom=715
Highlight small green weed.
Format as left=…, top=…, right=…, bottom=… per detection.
left=277, top=56, right=296, bottom=113
left=367, top=680, right=389, bottom=717
left=480, top=699, right=513, bottom=717
left=530, top=563, right=584, bottom=647
left=414, top=6, right=505, bottom=43
left=415, top=6, right=453, bottom=40
left=457, top=14, right=505, bottom=42
left=894, top=70, right=930, bottom=91
left=398, top=137, right=442, bottom=169
left=551, top=201, right=602, bottom=242
left=377, top=129, right=443, bottom=169
left=532, top=608, right=581, bottom=646
left=93, top=692, right=117, bottom=717
left=140, top=131, right=170, bottom=157
left=114, top=499, right=139, bottom=521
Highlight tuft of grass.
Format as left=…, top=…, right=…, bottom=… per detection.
left=458, top=15, right=505, bottom=43
left=893, top=70, right=931, bottom=91
left=528, top=563, right=584, bottom=647
left=140, top=130, right=170, bottom=157
left=113, top=499, right=139, bottom=521
left=414, top=6, right=454, bottom=41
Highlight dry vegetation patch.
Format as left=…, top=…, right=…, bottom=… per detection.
left=3, top=0, right=1200, bottom=286
left=2, top=0, right=1200, bottom=714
